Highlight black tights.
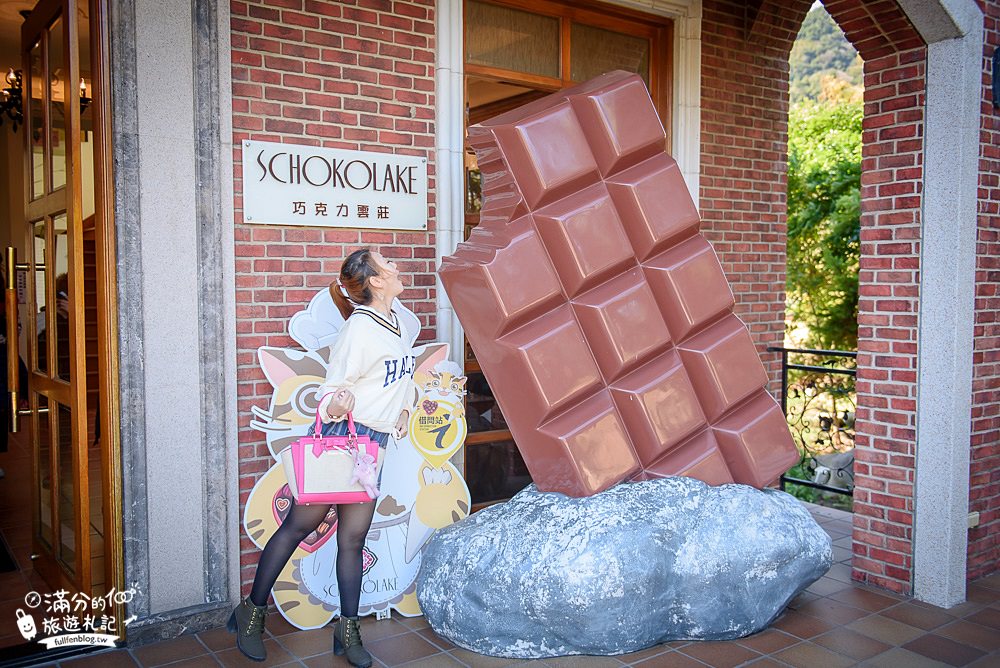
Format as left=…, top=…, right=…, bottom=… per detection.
left=248, top=499, right=376, bottom=617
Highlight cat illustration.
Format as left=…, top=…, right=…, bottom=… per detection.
left=244, top=289, right=472, bottom=625
left=414, top=359, right=467, bottom=419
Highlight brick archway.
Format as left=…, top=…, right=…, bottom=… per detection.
left=699, top=0, right=987, bottom=603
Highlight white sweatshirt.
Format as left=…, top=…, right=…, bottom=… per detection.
left=316, top=304, right=419, bottom=434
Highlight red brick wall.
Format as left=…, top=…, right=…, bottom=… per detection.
left=699, top=0, right=809, bottom=391
left=821, top=0, right=925, bottom=596
left=229, top=0, right=437, bottom=594
left=702, top=0, right=929, bottom=595
left=969, top=0, right=1000, bottom=582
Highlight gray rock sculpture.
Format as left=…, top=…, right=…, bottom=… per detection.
left=416, top=476, right=833, bottom=658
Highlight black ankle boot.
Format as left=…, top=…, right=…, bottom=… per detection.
left=226, top=597, right=268, bottom=662
left=333, top=615, right=372, bottom=668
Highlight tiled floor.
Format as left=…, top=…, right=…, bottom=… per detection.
left=32, top=504, right=1000, bottom=668
left=0, top=432, right=55, bottom=652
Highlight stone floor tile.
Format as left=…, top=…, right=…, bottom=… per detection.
left=366, top=633, right=442, bottom=666
left=785, top=591, right=821, bottom=610
left=772, top=640, right=855, bottom=668
left=972, top=574, right=1000, bottom=591
left=157, top=657, right=223, bottom=668
left=795, top=597, right=870, bottom=625
left=629, top=651, right=706, bottom=668
left=198, top=627, right=239, bottom=653
left=967, top=585, right=1000, bottom=605
left=771, top=610, right=838, bottom=639
left=824, top=562, right=854, bottom=584
left=359, top=619, right=414, bottom=643
left=858, top=646, right=952, bottom=668
left=416, top=627, right=457, bottom=652
left=902, top=633, right=988, bottom=667
left=805, top=576, right=854, bottom=597
left=614, top=643, right=672, bottom=663
left=264, top=613, right=306, bottom=638
left=964, top=608, right=1000, bottom=631
left=812, top=627, right=892, bottom=661
left=964, top=652, right=1000, bottom=668
left=132, top=635, right=208, bottom=667
left=846, top=613, right=925, bottom=645
left=395, top=616, right=432, bottom=631
left=59, top=649, right=141, bottom=668
left=675, top=639, right=759, bottom=667
left=831, top=546, right=852, bottom=563
left=543, top=655, right=625, bottom=667
left=397, top=654, right=471, bottom=667
left=301, top=653, right=337, bottom=668
left=271, top=627, right=330, bottom=659
left=447, top=648, right=533, bottom=667
left=935, top=619, right=1000, bottom=653
left=213, top=638, right=296, bottom=667
left=881, top=602, right=956, bottom=631
left=735, top=628, right=799, bottom=654
left=829, top=586, right=904, bottom=612
left=742, top=659, right=788, bottom=668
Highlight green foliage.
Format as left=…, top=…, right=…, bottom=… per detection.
left=787, top=93, right=862, bottom=351
left=787, top=5, right=863, bottom=352
left=789, top=7, right=862, bottom=105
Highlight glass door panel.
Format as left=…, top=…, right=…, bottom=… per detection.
left=48, top=16, right=67, bottom=192
left=53, top=213, right=70, bottom=382
left=464, top=0, right=560, bottom=78
left=29, top=41, right=45, bottom=199
left=35, top=394, right=53, bottom=549
left=56, top=402, right=76, bottom=572
left=570, top=22, right=650, bottom=85
left=31, top=219, right=47, bottom=375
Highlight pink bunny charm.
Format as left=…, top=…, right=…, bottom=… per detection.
left=350, top=449, right=380, bottom=499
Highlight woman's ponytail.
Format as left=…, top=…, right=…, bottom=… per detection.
left=330, top=248, right=380, bottom=320
left=330, top=279, right=355, bottom=320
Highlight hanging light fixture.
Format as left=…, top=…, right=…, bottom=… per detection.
left=0, top=68, right=23, bottom=132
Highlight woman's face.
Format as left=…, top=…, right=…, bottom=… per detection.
left=371, top=251, right=404, bottom=300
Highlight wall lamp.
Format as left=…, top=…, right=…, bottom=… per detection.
left=0, top=69, right=91, bottom=133
left=1, top=68, right=23, bottom=132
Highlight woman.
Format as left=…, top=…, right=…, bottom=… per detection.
left=230, top=249, right=415, bottom=667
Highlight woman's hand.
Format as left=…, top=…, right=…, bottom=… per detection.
left=394, top=409, right=410, bottom=439
left=326, top=388, right=356, bottom=420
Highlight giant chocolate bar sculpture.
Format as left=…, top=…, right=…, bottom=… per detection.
left=440, top=71, right=799, bottom=497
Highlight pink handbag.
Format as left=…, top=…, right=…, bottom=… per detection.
left=279, top=399, right=384, bottom=505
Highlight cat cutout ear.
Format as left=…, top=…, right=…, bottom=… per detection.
left=258, top=347, right=312, bottom=387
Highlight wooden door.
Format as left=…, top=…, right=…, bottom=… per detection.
left=17, top=0, right=120, bottom=596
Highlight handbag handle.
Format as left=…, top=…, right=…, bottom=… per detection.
left=314, top=392, right=357, bottom=438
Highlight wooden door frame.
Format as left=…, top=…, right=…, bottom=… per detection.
left=20, top=0, right=124, bottom=629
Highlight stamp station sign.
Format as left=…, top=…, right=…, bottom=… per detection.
left=242, top=140, right=428, bottom=230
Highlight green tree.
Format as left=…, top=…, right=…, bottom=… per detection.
left=786, top=81, right=862, bottom=351
left=789, top=7, right=862, bottom=104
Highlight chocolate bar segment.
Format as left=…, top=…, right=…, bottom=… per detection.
left=440, top=71, right=799, bottom=497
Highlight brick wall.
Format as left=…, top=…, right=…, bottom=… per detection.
left=229, top=0, right=437, bottom=594
left=968, top=0, right=1000, bottom=582
left=699, top=0, right=809, bottom=391
left=821, top=0, right=925, bottom=596
left=701, top=0, right=928, bottom=595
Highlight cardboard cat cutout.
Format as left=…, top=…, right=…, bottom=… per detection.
left=245, top=289, right=471, bottom=626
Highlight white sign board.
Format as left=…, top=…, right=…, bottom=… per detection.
left=242, top=140, right=428, bottom=230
